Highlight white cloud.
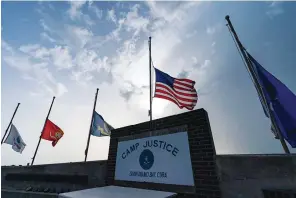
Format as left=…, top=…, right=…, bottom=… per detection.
left=149, top=18, right=167, bottom=32
left=2, top=40, right=14, bottom=54
left=83, top=14, right=95, bottom=26
left=50, top=46, right=73, bottom=70
left=48, top=3, right=55, bottom=10
left=266, top=1, right=284, bottom=18
left=119, top=81, right=144, bottom=102
left=106, top=18, right=125, bottom=42
left=19, top=44, right=41, bottom=54
left=34, top=48, right=51, bottom=60
left=70, top=70, right=93, bottom=86
left=107, top=9, right=117, bottom=24
left=2, top=41, right=68, bottom=98
left=186, top=30, right=197, bottom=38
left=108, top=27, right=122, bottom=42
left=56, top=83, right=68, bottom=97
left=192, top=56, right=198, bottom=64
left=116, top=36, right=138, bottom=67
left=74, top=48, right=99, bottom=71
left=211, top=42, right=216, bottom=55
left=67, top=1, right=95, bottom=26
left=40, top=19, right=52, bottom=33
left=18, top=44, right=72, bottom=70
left=67, top=26, right=94, bottom=49
left=41, top=32, right=56, bottom=43
left=3, top=55, right=34, bottom=72
left=19, top=44, right=50, bottom=60
left=67, top=1, right=86, bottom=20
left=147, top=2, right=182, bottom=23
left=123, top=4, right=149, bottom=36
left=201, top=59, right=211, bottom=69
left=88, top=2, right=103, bottom=19
left=24, top=2, right=207, bottom=102
left=206, top=26, right=216, bottom=35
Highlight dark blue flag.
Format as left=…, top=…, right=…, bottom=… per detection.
left=247, top=52, right=296, bottom=148
left=91, top=111, right=113, bottom=137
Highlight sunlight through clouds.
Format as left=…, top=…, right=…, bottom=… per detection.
left=0, top=1, right=232, bottom=165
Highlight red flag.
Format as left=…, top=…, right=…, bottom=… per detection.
left=41, top=119, right=64, bottom=147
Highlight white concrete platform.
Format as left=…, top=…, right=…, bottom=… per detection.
left=59, top=185, right=177, bottom=198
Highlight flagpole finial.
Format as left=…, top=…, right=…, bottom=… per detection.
left=225, top=15, right=230, bottom=20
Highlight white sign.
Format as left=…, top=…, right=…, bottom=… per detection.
left=114, top=132, right=195, bottom=186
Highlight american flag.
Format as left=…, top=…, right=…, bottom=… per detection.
left=154, top=68, right=198, bottom=110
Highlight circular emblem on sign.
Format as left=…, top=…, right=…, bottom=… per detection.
left=139, top=149, right=154, bottom=170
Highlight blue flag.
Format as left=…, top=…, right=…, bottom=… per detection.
left=91, top=111, right=113, bottom=137
left=247, top=52, right=296, bottom=147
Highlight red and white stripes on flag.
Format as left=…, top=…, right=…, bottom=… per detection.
left=154, top=68, right=198, bottom=110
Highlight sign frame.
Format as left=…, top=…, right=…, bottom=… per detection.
left=113, top=125, right=196, bottom=194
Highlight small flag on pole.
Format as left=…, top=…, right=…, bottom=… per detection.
left=41, top=119, right=64, bottom=147
left=4, top=124, right=26, bottom=153
left=247, top=52, right=296, bottom=147
left=154, top=67, right=198, bottom=110
left=91, top=111, right=113, bottom=137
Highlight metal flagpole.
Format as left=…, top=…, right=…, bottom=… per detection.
left=31, top=96, right=56, bottom=165
left=1, top=103, right=20, bottom=144
left=84, top=88, right=99, bottom=162
left=225, top=15, right=290, bottom=154
left=149, top=36, right=152, bottom=121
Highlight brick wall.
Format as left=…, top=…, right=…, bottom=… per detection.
left=107, top=108, right=221, bottom=198
left=1, top=189, right=58, bottom=198
left=2, top=160, right=107, bottom=193
left=216, top=154, right=296, bottom=198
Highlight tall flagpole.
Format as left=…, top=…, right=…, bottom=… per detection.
left=1, top=103, right=20, bottom=144
left=149, top=36, right=152, bottom=121
left=225, top=15, right=290, bottom=154
left=31, top=96, right=56, bottom=165
left=84, top=88, right=99, bottom=162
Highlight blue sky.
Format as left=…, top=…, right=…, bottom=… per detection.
left=1, top=1, right=296, bottom=166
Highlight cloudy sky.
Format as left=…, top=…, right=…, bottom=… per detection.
left=1, top=1, right=296, bottom=166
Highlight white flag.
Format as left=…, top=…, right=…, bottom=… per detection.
left=4, top=124, right=26, bottom=153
